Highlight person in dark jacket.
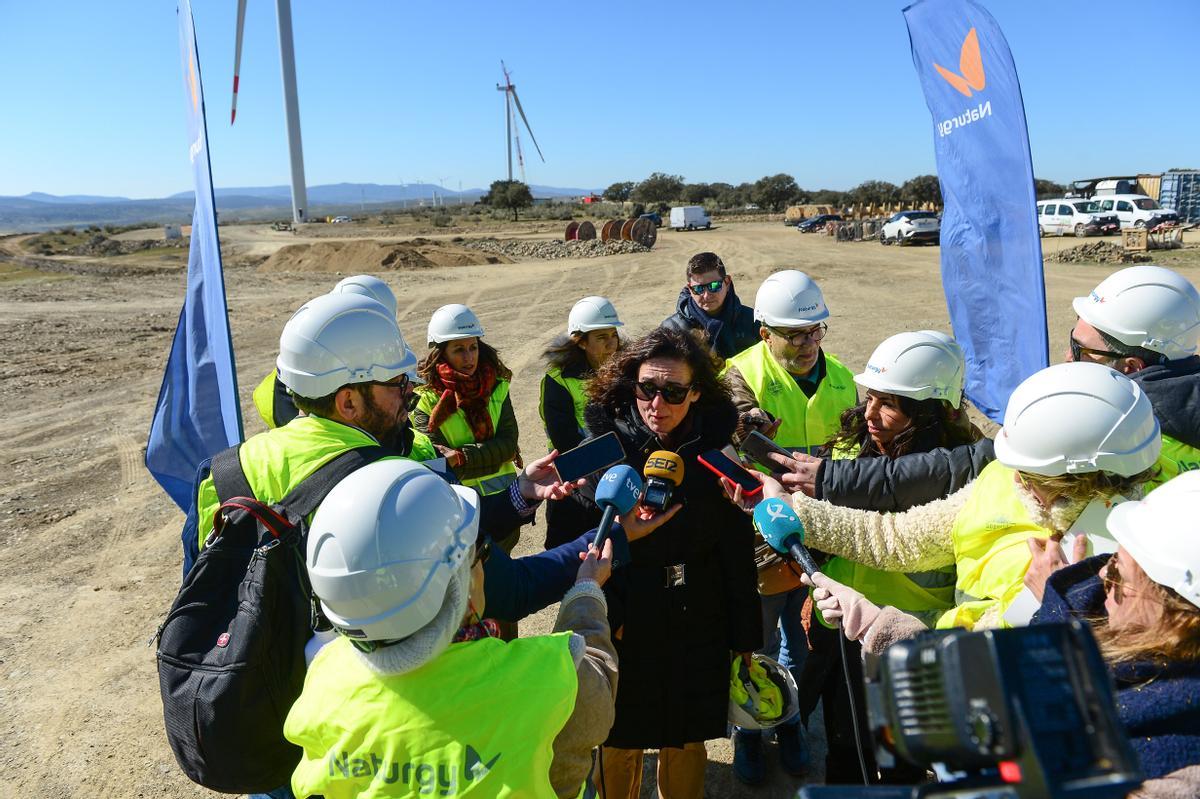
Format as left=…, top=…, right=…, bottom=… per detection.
left=661, top=252, right=760, bottom=360
left=582, top=326, right=763, bottom=798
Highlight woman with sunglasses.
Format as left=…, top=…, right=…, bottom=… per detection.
left=287, top=458, right=619, bottom=799
left=580, top=326, right=762, bottom=798
left=661, top=252, right=761, bottom=359
left=539, top=296, right=624, bottom=549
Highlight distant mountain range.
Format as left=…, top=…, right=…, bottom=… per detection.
left=0, top=182, right=601, bottom=233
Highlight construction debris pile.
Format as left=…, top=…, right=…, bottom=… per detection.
left=463, top=237, right=650, bottom=260
left=67, top=235, right=189, bottom=257
left=1047, top=241, right=1152, bottom=265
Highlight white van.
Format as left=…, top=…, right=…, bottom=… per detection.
left=1092, top=194, right=1179, bottom=229
left=1036, top=199, right=1120, bottom=237
left=670, top=206, right=711, bottom=231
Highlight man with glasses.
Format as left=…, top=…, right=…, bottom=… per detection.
left=661, top=251, right=761, bottom=359
left=722, top=269, right=857, bottom=786
left=1067, top=265, right=1200, bottom=482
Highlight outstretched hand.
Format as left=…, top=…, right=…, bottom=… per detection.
left=765, top=451, right=822, bottom=498
left=517, top=450, right=587, bottom=501
left=618, top=502, right=683, bottom=542
left=1024, top=533, right=1087, bottom=602
left=576, top=538, right=614, bottom=587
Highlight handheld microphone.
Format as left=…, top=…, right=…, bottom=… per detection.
left=593, top=464, right=643, bottom=554
left=752, top=498, right=819, bottom=576
left=642, top=450, right=684, bottom=512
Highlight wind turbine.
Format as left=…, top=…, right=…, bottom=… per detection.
left=495, top=61, right=543, bottom=183
left=230, top=0, right=309, bottom=224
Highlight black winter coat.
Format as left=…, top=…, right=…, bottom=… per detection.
left=816, top=437, right=995, bottom=511
left=582, top=400, right=762, bottom=749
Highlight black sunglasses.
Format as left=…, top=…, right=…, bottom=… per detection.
left=1068, top=330, right=1123, bottom=363
left=634, top=380, right=694, bottom=404
left=687, top=279, right=725, bottom=296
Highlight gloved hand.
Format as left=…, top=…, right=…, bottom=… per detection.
left=802, top=571, right=882, bottom=643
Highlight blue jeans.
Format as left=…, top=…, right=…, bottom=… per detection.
left=738, top=586, right=809, bottom=738
left=250, top=786, right=295, bottom=799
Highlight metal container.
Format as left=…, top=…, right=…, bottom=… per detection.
left=1159, top=172, right=1200, bottom=223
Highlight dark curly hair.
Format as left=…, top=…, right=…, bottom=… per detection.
left=820, top=394, right=978, bottom=459
left=588, top=326, right=731, bottom=414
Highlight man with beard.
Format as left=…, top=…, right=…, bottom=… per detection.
left=721, top=269, right=857, bottom=785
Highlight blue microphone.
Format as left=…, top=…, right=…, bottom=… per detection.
left=593, top=464, right=643, bottom=554
left=753, top=498, right=819, bottom=576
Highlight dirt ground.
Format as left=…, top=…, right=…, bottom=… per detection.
left=1, top=222, right=1198, bottom=799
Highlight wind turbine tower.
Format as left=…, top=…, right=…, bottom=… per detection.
left=495, top=61, right=544, bottom=183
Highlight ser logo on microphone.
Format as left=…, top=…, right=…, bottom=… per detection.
left=645, top=456, right=678, bottom=474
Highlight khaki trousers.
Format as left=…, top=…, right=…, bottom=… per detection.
left=593, top=742, right=706, bottom=799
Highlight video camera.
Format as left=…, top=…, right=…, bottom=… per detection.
left=800, top=620, right=1142, bottom=799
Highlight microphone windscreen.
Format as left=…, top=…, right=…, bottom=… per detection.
left=753, top=498, right=805, bottom=553
left=644, top=450, right=685, bottom=486
left=595, top=464, right=643, bottom=514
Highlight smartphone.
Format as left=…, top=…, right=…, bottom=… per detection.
left=739, top=430, right=795, bottom=472
left=698, top=448, right=763, bottom=496
left=553, top=431, right=626, bottom=483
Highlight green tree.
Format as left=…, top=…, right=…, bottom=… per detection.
left=809, top=188, right=846, bottom=207
left=848, top=180, right=901, bottom=207
left=751, top=173, right=800, bottom=212
left=633, top=173, right=685, bottom=204
left=900, top=175, right=941, bottom=206
left=682, top=182, right=714, bottom=205
left=603, top=181, right=635, bottom=202
left=485, top=179, right=534, bottom=220
left=1034, top=178, right=1067, bottom=199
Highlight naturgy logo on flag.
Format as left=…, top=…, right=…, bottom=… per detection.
left=931, top=26, right=993, bottom=138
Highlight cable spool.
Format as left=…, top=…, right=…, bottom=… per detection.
left=576, top=220, right=596, bottom=241
left=620, top=219, right=636, bottom=241
left=564, top=221, right=579, bottom=241
left=600, top=220, right=617, bottom=242
left=631, top=217, right=657, bottom=248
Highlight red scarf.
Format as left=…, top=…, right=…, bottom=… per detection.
left=428, top=362, right=498, bottom=442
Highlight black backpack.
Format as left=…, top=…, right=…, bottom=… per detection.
left=156, top=444, right=386, bottom=794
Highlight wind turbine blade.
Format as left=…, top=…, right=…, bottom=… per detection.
left=231, top=0, right=247, bottom=124
left=510, top=88, right=544, bottom=162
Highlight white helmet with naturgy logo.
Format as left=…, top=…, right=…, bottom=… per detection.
left=276, top=293, right=417, bottom=399
left=307, top=459, right=479, bottom=642
left=568, top=296, right=624, bottom=335
left=993, top=361, right=1161, bottom=478
left=854, top=330, right=965, bottom=408
left=1106, top=470, right=1200, bottom=609
left=1072, top=265, right=1200, bottom=361
left=330, top=275, right=398, bottom=319
left=428, top=303, right=485, bottom=345
left=754, top=270, right=830, bottom=328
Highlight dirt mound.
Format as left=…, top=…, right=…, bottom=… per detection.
left=1048, top=240, right=1152, bottom=265
left=462, top=237, right=650, bottom=260
left=257, top=239, right=512, bottom=272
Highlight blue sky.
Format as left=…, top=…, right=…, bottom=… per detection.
left=1, top=0, right=1196, bottom=199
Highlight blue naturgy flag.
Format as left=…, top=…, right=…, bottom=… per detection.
left=903, top=0, right=1048, bottom=421
left=146, top=0, right=243, bottom=510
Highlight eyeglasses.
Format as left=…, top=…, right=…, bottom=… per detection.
left=369, top=374, right=411, bottom=393
left=1068, top=330, right=1123, bottom=363
left=687, top=279, right=725, bottom=296
left=472, top=538, right=491, bottom=567
left=633, top=380, right=694, bottom=404
left=767, top=323, right=828, bottom=346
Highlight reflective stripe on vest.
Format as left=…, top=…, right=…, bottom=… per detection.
left=285, top=633, right=579, bottom=799
left=416, top=381, right=518, bottom=495
left=935, top=461, right=1049, bottom=631
left=540, top=367, right=589, bottom=449
left=818, top=444, right=956, bottom=627
left=724, top=343, right=856, bottom=454
left=1151, top=434, right=1200, bottom=487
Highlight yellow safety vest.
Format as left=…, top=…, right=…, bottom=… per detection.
left=253, top=370, right=281, bottom=428
left=1152, top=434, right=1200, bottom=485
left=285, top=634, right=579, bottom=799
left=935, top=461, right=1051, bottom=631
left=540, top=367, right=589, bottom=449
left=416, top=381, right=518, bottom=496
left=724, top=343, right=857, bottom=454
left=194, top=415, right=401, bottom=549
left=819, top=444, right=956, bottom=627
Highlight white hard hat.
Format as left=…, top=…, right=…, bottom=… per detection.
left=568, top=296, right=624, bottom=335
left=276, top=293, right=417, bottom=399
left=854, top=330, right=965, bottom=408
left=1072, top=265, right=1200, bottom=361
left=330, top=274, right=398, bottom=319
left=754, top=270, right=830, bottom=328
left=728, top=653, right=799, bottom=731
left=307, top=459, right=480, bottom=641
left=428, top=303, right=484, bottom=345
left=1106, top=470, right=1200, bottom=609
left=993, top=361, right=1161, bottom=478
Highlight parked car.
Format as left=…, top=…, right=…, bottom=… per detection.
left=330, top=215, right=352, bottom=224
left=796, top=214, right=842, bottom=232
left=1036, top=199, right=1120, bottom=237
left=670, top=205, right=711, bottom=231
left=1092, top=194, right=1179, bottom=229
left=639, top=211, right=663, bottom=228
left=880, top=210, right=940, bottom=245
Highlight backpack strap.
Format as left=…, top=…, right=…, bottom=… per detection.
left=211, top=444, right=255, bottom=503
left=276, top=446, right=389, bottom=518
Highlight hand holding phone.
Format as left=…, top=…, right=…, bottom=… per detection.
left=553, top=432, right=626, bottom=483
left=739, top=430, right=795, bottom=472
left=698, top=449, right=763, bottom=497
